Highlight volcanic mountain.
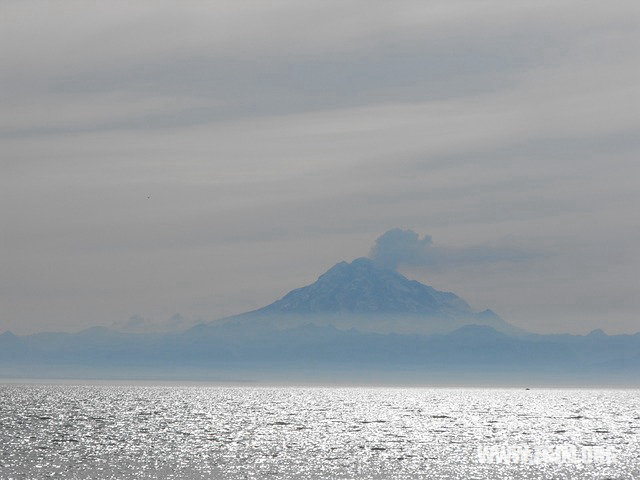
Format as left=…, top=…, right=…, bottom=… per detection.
left=221, top=257, right=521, bottom=334
left=4, top=257, right=640, bottom=384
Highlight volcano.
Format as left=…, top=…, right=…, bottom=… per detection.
left=221, top=257, right=520, bottom=335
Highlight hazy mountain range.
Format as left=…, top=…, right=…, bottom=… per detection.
left=1, top=258, right=638, bottom=385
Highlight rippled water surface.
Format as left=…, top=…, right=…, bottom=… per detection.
left=0, top=383, right=638, bottom=479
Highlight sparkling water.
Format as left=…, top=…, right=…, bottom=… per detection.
left=1, top=383, right=638, bottom=479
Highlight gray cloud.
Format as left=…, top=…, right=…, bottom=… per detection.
left=0, top=1, right=638, bottom=335
left=369, top=228, right=533, bottom=270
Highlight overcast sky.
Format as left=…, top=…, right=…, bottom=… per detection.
left=2, top=1, right=639, bottom=335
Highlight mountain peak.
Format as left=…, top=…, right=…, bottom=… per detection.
left=320, top=257, right=389, bottom=275
left=254, top=257, right=471, bottom=316
left=224, top=257, right=521, bottom=335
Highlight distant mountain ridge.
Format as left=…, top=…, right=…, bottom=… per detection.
left=2, top=256, right=637, bottom=384
left=224, top=257, right=520, bottom=335
left=1, top=322, right=639, bottom=385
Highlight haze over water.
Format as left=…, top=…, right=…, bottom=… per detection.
left=1, top=384, right=638, bottom=479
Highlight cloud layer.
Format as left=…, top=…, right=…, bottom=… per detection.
left=1, top=1, right=638, bottom=334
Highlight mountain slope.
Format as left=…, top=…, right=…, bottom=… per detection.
left=257, top=257, right=471, bottom=315
left=223, top=257, right=521, bottom=334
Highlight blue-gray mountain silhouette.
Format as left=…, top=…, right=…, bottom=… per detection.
left=224, top=257, right=520, bottom=334
left=3, top=257, right=637, bottom=384
left=2, top=321, right=639, bottom=385
left=259, top=257, right=470, bottom=315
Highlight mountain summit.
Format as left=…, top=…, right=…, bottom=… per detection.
left=224, top=257, right=520, bottom=334
left=5, top=257, right=639, bottom=383
left=256, top=257, right=471, bottom=316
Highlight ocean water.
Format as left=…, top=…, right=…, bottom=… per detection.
left=0, top=384, right=638, bottom=479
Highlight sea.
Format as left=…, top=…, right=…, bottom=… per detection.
left=0, top=383, right=638, bottom=479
